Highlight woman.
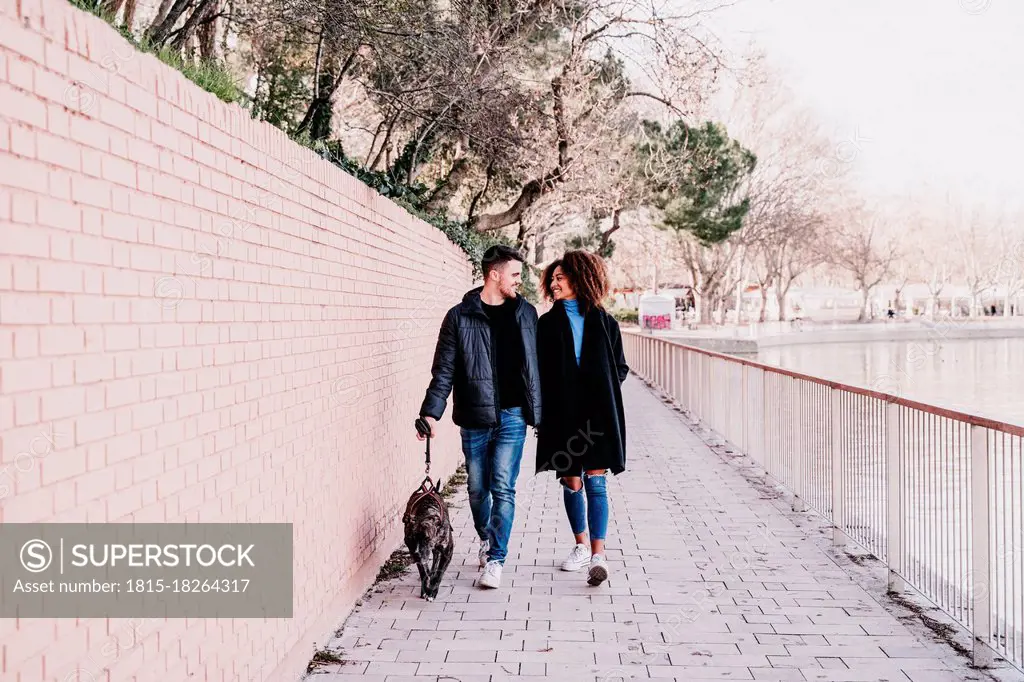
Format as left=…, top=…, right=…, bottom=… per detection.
left=535, top=250, right=629, bottom=586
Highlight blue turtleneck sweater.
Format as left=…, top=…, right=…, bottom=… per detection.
left=563, top=299, right=584, bottom=365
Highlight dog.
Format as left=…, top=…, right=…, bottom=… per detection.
left=402, top=476, right=454, bottom=601
left=404, top=418, right=454, bottom=601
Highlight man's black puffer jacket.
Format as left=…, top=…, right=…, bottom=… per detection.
left=419, top=287, right=541, bottom=428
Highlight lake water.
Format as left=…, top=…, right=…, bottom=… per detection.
left=739, top=338, right=1024, bottom=427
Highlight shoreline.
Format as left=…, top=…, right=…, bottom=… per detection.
left=628, top=319, right=1024, bottom=354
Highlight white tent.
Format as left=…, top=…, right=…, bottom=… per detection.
left=638, top=293, right=675, bottom=330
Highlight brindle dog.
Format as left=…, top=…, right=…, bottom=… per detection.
left=405, top=419, right=455, bottom=601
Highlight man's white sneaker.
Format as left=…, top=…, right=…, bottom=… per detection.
left=478, top=539, right=490, bottom=568
left=479, top=560, right=502, bottom=589
left=588, top=554, right=609, bottom=586
left=561, top=543, right=591, bottom=572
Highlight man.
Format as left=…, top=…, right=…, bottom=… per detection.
left=418, top=245, right=541, bottom=589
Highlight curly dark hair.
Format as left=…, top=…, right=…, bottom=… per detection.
left=540, top=250, right=611, bottom=314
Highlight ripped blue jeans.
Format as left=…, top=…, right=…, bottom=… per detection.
left=561, top=472, right=609, bottom=541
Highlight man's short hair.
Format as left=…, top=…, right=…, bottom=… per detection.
left=481, top=245, right=524, bottom=278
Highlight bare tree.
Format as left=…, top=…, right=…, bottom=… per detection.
left=720, top=56, right=835, bottom=322
left=990, top=218, right=1024, bottom=317
left=468, top=0, right=730, bottom=234
left=951, top=201, right=999, bottom=317
left=824, top=208, right=900, bottom=322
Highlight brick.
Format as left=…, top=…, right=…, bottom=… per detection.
left=41, top=385, right=86, bottom=422
left=73, top=295, right=115, bottom=324
left=71, top=174, right=112, bottom=209
left=12, top=327, right=39, bottom=358
left=0, top=222, right=49, bottom=258
left=0, top=483, right=53, bottom=521
left=46, top=101, right=71, bottom=136
left=69, top=113, right=110, bottom=151
left=74, top=410, right=115, bottom=445
left=36, top=130, right=83, bottom=171
left=0, top=17, right=45, bottom=65
left=38, top=261, right=85, bottom=293
left=10, top=122, right=35, bottom=157
left=44, top=38, right=68, bottom=75
left=0, top=152, right=48, bottom=191
left=0, top=292, right=49, bottom=323
left=12, top=261, right=38, bottom=290
left=40, top=446, right=87, bottom=485
left=72, top=234, right=113, bottom=265
left=99, top=149, right=136, bottom=188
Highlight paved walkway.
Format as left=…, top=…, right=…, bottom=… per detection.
left=308, top=379, right=1008, bottom=682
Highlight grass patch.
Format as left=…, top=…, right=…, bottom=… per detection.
left=64, top=0, right=245, bottom=105
left=374, top=549, right=412, bottom=584
left=440, top=463, right=467, bottom=499
left=153, top=48, right=245, bottom=104
left=886, top=590, right=973, bottom=660
left=305, top=647, right=346, bottom=675
left=844, top=551, right=873, bottom=566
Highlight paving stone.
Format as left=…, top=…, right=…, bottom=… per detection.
left=318, top=380, right=1003, bottom=682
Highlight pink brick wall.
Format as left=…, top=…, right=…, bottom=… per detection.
left=0, top=1, right=474, bottom=679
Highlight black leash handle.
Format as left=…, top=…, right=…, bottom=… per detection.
left=414, top=417, right=432, bottom=475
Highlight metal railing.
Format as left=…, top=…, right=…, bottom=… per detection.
left=623, top=330, right=1024, bottom=671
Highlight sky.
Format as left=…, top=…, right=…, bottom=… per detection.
left=699, top=0, right=1024, bottom=214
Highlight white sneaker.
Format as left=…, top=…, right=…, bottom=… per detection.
left=561, top=543, right=591, bottom=572
left=588, top=554, right=609, bottom=586
left=479, top=560, right=502, bottom=589
left=478, top=539, right=490, bottom=568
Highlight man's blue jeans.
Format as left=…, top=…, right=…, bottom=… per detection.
left=460, top=407, right=527, bottom=565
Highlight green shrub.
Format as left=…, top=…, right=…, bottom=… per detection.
left=612, top=309, right=638, bottom=325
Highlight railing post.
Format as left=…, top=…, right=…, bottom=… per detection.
left=752, top=366, right=764, bottom=468
left=672, top=346, right=680, bottom=405
left=741, top=364, right=748, bottom=455
left=792, top=377, right=806, bottom=512
left=761, top=369, right=769, bottom=476
left=886, top=402, right=904, bottom=592
left=971, top=424, right=994, bottom=668
left=689, top=351, right=695, bottom=416
left=831, top=388, right=847, bottom=547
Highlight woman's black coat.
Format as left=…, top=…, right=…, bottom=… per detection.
left=535, top=301, right=630, bottom=476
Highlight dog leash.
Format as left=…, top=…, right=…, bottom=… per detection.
left=405, top=417, right=448, bottom=527
left=414, top=417, right=432, bottom=476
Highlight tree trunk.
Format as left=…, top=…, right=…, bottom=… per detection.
left=123, top=0, right=138, bottom=31
left=146, top=0, right=194, bottom=47
left=368, top=114, right=398, bottom=171
left=472, top=71, right=570, bottom=233
left=423, top=157, right=471, bottom=213
left=467, top=162, right=494, bottom=222
left=858, top=287, right=870, bottom=322
left=169, top=0, right=214, bottom=52
left=294, top=51, right=357, bottom=140
left=758, top=286, right=768, bottom=323
left=775, top=287, right=787, bottom=322
left=471, top=178, right=545, bottom=233
left=197, top=1, right=218, bottom=61
left=699, top=285, right=722, bottom=326
left=102, top=0, right=125, bottom=21
left=599, top=209, right=621, bottom=253
left=150, top=0, right=175, bottom=31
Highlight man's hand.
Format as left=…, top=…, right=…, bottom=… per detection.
left=416, top=416, right=437, bottom=441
